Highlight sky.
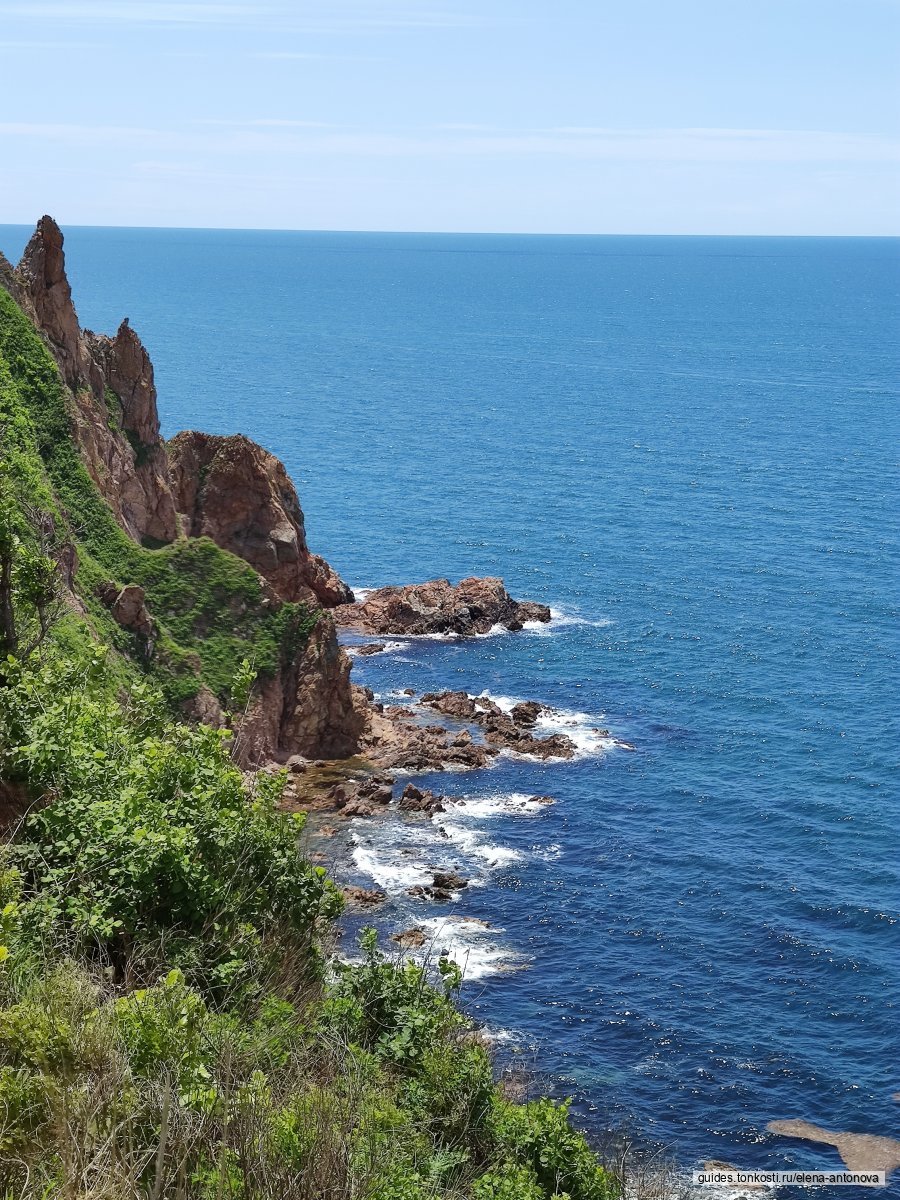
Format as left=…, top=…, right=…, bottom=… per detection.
left=0, top=0, right=898, bottom=234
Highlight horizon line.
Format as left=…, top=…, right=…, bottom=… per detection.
left=0, top=220, right=897, bottom=240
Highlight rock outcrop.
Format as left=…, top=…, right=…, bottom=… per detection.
left=16, top=215, right=105, bottom=398
left=167, top=431, right=352, bottom=608
left=14, top=217, right=178, bottom=544
left=420, top=691, right=578, bottom=759
left=235, top=619, right=368, bottom=766
left=333, top=577, right=551, bottom=637
left=5, top=216, right=363, bottom=766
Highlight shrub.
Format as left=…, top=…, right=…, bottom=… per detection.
left=0, top=648, right=342, bottom=994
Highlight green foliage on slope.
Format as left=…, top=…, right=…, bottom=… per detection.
left=0, top=284, right=316, bottom=705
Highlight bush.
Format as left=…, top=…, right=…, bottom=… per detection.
left=0, top=648, right=342, bottom=995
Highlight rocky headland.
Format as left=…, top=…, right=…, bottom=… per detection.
left=333, top=576, right=551, bottom=636
left=0, top=216, right=563, bottom=788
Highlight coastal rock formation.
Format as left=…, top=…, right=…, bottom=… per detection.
left=16, top=215, right=104, bottom=397
left=168, top=430, right=353, bottom=608
left=420, top=690, right=577, bottom=759
left=341, top=885, right=386, bottom=909
left=15, top=219, right=178, bottom=544
left=333, top=577, right=551, bottom=637
left=236, top=619, right=368, bottom=766
left=398, top=783, right=446, bottom=815
left=362, top=704, right=498, bottom=772
left=6, top=216, right=364, bottom=765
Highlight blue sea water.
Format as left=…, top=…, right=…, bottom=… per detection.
left=2, top=226, right=898, bottom=1187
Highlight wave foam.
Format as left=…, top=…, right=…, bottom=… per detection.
left=412, top=915, right=526, bottom=980
left=476, top=691, right=621, bottom=759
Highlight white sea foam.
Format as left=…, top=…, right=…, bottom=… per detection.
left=345, top=639, right=411, bottom=658
left=454, top=791, right=551, bottom=818
left=440, top=822, right=523, bottom=868
left=549, top=605, right=614, bottom=629
left=351, top=842, right=433, bottom=891
left=475, top=690, right=620, bottom=760
left=412, top=915, right=526, bottom=981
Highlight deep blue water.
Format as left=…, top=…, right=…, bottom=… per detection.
left=2, top=226, right=898, bottom=1188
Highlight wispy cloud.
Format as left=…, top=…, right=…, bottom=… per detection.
left=196, top=118, right=337, bottom=129
left=4, top=121, right=897, bottom=166
left=0, top=0, right=481, bottom=30
left=0, top=2, right=261, bottom=22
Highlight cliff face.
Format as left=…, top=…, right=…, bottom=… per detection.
left=15, top=217, right=178, bottom=545
left=5, top=216, right=361, bottom=765
left=168, top=431, right=353, bottom=608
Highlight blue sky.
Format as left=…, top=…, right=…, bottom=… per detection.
left=0, top=0, right=897, bottom=233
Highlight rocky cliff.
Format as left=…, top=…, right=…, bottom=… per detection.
left=2, top=216, right=362, bottom=765
left=168, top=430, right=353, bottom=608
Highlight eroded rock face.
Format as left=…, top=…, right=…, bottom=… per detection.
left=16, top=215, right=104, bottom=397
left=333, top=577, right=551, bottom=637
left=168, top=431, right=353, bottom=608
left=109, top=584, right=153, bottom=638
left=234, top=618, right=368, bottom=767
left=15, top=218, right=178, bottom=544
left=7, top=216, right=363, bottom=766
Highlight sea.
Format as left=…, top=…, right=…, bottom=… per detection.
left=1, top=226, right=897, bottom=1193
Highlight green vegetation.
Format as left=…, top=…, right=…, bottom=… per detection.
left=0, top=279, right=618, bottom=1197
left=0, top=285, right=315, bottom=705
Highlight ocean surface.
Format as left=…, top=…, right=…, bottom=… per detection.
left=2, top=226, right=898, bottom=1190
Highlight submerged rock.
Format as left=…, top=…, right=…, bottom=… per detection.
left=767, top=1120, right=900, bottom=1179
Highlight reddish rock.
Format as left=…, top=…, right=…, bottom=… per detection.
left=333, top=576, right=551, bottom=637
left=510, top=700, right=546, bottom=727
left=16, top=215, right=104, bottom=397
left=235, top=618, right=368, bottom=766
left=398, top=784, right=446, bottom=815
left=168, top=430, right=352, bottom=608
left=392, top=927, right=427, bottom=948
left=341, top=885, right=386, bottom=908
left=109, top=584, right=153, bottom=638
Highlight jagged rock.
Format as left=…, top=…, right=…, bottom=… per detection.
left=180, top=685, right=225, bottom=729
left=392, top=928, right=426, bottom=948
left=407, top=869, right=469, bottom=902
left=15, top=215, right=104, bottom=397
left=109, top=584, right=153, bottom=637
left=168, top=431, right=352, bottom=608
left=235, top=619, right=368, bottom=767
left=333, top=577, right=551, bottom=636
left=341, top=885, right=386, bottom=908
left=421, top=690, right=479, bottom=719
left=510, top=700, right=546, bottom=727
left=433, top=870, right=468, bottom=891
left=282, top=623, right=368, bottom=758
left=329, top=775, right=394, bottom=817
left=362, top=704, right=498, bottom=771
left=7, top=217, right=366, bottom=767
left=15, top=219, right=178, bottom=544
left=398, top=784, right=445, bottom=815
left=419, top=690, right=576, bottom=760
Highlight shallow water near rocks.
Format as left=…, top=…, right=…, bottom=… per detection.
left=2, top=226, right=897, bottom=1192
